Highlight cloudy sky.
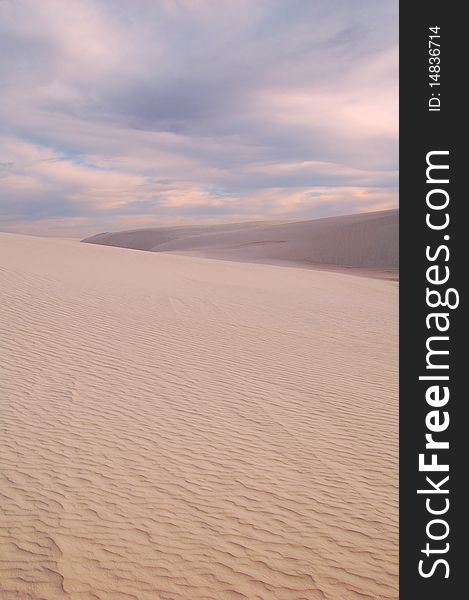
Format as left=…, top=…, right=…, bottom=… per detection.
left=0, top=0, right=398, bottom=237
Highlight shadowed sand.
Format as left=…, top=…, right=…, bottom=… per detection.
left=0, top=232, right=398, bottom=599
left=83, top=209, right=398, bottom=279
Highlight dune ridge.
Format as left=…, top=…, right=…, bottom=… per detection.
left=82, top=209, right=399, bottom=276
left=1, top=233, right=397, bottom=599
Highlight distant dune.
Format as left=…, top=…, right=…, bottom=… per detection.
left=82, top=209, right=399, bottom=276
left=0, top=232, right=398, bottom=600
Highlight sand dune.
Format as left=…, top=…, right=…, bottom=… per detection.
left=83, top=209, right=399, bottom=275
left=0, top=232, right=398, bottom=599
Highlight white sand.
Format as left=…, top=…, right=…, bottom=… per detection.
left=83, top=209, right=399, bottom=274
left=0, top=232, right=398, bottom=600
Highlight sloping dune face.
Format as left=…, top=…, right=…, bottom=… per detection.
left=82, top=209, right=399, bottom=271
left=83, top=222, right=267, bottom=252
left=0, top=233, right=398, bottom=600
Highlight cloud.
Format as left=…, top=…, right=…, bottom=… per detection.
left=0, top=0, right=398, bottom=236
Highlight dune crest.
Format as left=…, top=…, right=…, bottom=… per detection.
left=0, top=233, right=397, bottom=599
left=82, top=209, right=399, bottom=276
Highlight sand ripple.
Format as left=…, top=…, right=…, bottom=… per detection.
left=0, top=234, right=398, bottom=599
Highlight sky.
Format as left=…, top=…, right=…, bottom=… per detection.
left=0, top=0, right=398, bottom=237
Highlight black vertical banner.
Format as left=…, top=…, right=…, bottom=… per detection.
left=400, top=2, right=464, bottom=599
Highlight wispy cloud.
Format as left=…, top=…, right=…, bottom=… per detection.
left=0, top=0, right=398, bottom=236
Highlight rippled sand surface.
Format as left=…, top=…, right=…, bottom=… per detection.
left=0, top=233, right=398, bottom=600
